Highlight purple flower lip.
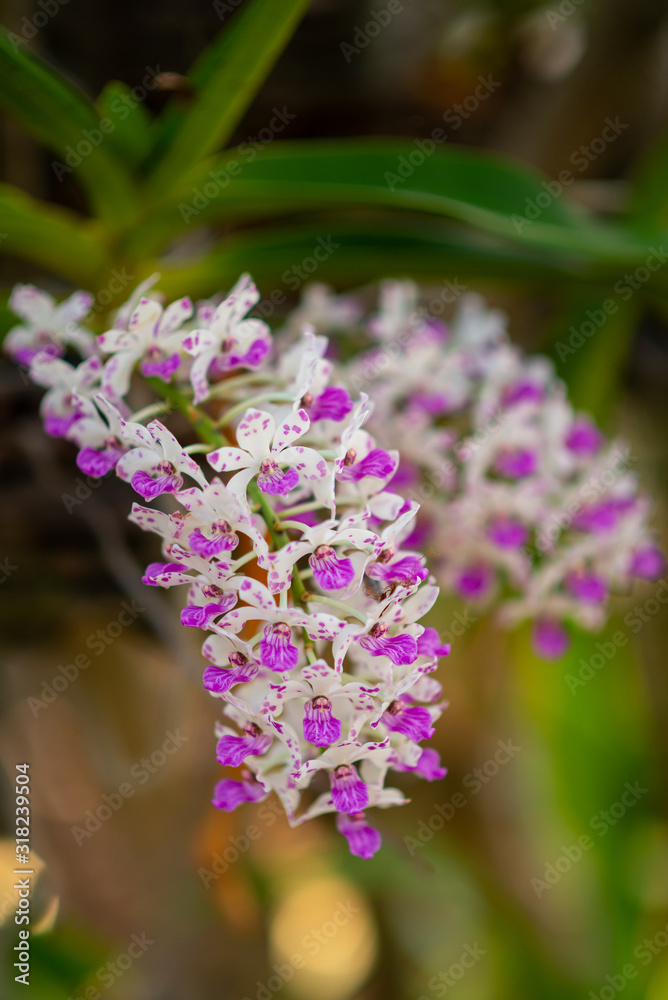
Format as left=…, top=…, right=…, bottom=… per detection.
left=189, top=521, right=239, bottom=557
left=416, top=627, right=450, bottom=659
left=330, top=764, right=369, bottom=813
left=456, top=564, right=492, bottom=600
left=142, top=561, right=187, bottom=585
left=565, top=419, right=603, bottom=456
left=306, top=386, right=353, bottom=422
left=382, top=698, right=434, bottom=741
left=501, top=380, right=544, bottom=408
left=630, top=546, right=665, bottom=580
left=336, top=812, right=381, bottom=859
left=359, top=625, right=418, bottom=665
left=309, top=544, right=355, bottom=591
left=303, top=695, right=342, bottom=746
left=131, top=469, right=183, bottom=499
left=139, top=349, right=181, bottom=382
left=494, top=448, right=537, bottom=479
left=260, top=622, right=299, bottom=671
left=487, top=516, right=528, bottom=549
left=212, top=774, right=266, bottom=811
left=257, top=459, right=299, bottom=496
left=532, top=619, right=570, bottom=661
left=77, top=445, right=123, bottom=478
left=338, top=448, right=396, bottom=483
left=565, top=571, right=607, bottom=604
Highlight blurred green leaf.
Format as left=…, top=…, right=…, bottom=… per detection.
left=137, top=220, right=607, bottom=301
left=135, top=140, right=652, bottom=266
left=627, top=128, right=668, bottom=234
left=0, top=31, right=138, bottom=227
left=147, top=0, right=310, bottom=192
left=96, top=80, right=152, bottom=170
left=0, top=183, right=110, bottom=283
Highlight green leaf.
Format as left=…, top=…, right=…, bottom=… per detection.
left=0, top=30, right=138, bottom=226
left=138, top=220, right=609, bottom=302
left=147, top=0, right=310, bottom=193
left=96, top=80, right=152, bottom=170
left=134, top=139, right=651, bottom=267
left=0, top=183, right=110, bottom=284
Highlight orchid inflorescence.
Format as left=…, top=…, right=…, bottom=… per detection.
left=283, top=280, right=665, bottom=660
left=6, top=275, right=450, bottom=859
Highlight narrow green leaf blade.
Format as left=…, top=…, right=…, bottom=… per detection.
left=147, top=0, right=310, bottom=192
left=0, top=30, right=138, bottom=226
left=0, top=183, right=110, bottom=284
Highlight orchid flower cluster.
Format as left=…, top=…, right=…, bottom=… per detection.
left=6, top=277, right=450, bottom=859
left=280, top=281, right=665, bottom=660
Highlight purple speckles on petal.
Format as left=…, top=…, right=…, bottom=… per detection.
left=303, top=696, right=341, bottom=746
left=309, top=545, right=355, bottom=591
left=131, top=469, right=183, bottom=499
left=330, top=764, right=368, bottom=813
left=259, top=623, right=299, bottom=672
left=336, top=812, right=381, bottom=859
left=532, top=619, right=570, bottom=661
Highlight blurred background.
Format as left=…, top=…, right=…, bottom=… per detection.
left=2, top=0, right=668, bottom=997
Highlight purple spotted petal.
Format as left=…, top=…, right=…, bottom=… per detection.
left=142, top=561, right=187, bottom=585
left=330, top=764, right=368, bottom=813
left=336, top=812, right=381, bottom=859
left=303, top=697, right=341, bottom=747
left=131, top=469, right=183, bottom=499
left=212, top=776, right=266, bottom=811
